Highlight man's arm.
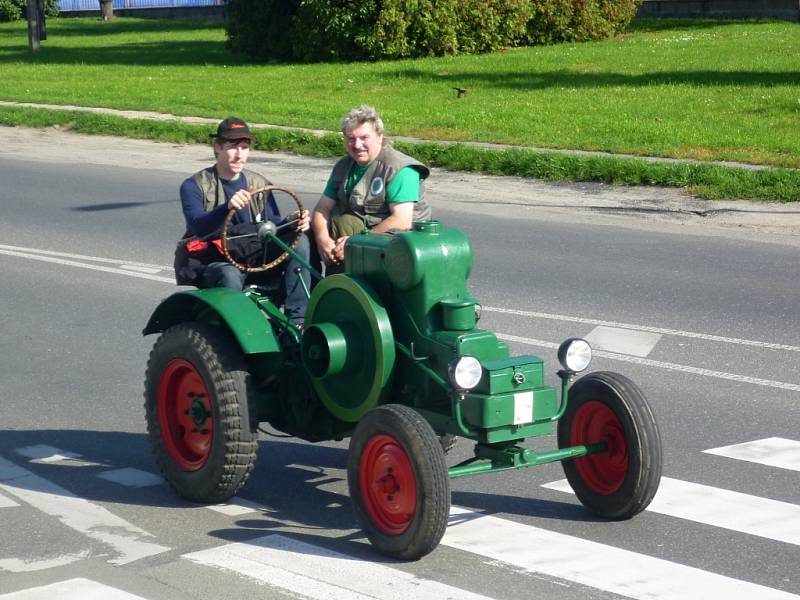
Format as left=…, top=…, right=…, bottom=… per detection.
left=369, top=201, right=414, bottom=233
left=180, top=179, right=226, bottom=238
left=180, top=179, right=251, bottom=238
left=331, top=201, right=414, bottom=262
left=312, top=195, right=339, bottom=265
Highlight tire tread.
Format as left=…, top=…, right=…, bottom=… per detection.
left=144, top=322, right=258, bottom=503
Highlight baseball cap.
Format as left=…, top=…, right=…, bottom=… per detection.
left=212, top=117, right=253, bottom=141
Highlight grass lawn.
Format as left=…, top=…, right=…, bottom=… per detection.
left=1, top=16, right=799, bottom=200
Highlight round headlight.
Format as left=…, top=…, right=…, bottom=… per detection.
left=448, top=356, right=482, bottom=391
left=557, top=338, right=592, bottom=373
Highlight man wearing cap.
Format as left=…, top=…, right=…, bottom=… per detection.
left=175, top=117, right=311, bottom=325
left=311, top=105, right=431, bottom=270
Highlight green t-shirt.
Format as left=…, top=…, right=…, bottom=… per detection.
left=323, top=165, right=420, bottom=204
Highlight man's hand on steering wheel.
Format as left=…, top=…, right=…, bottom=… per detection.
left=287, top=209, right=310, bottom=233
left=227, top=189, right=251, bottom=211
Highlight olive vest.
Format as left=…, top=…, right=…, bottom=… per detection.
left=330, top=145, right=431, bottom=228
left=181, top=166, right=271, bottom=239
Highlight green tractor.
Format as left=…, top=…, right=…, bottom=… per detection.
left=143, top=188, right=662, bottom=560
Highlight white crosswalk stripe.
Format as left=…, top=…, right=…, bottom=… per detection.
left=442, top=507, right=800, bottom=600
left=184, top=533, right=495, bottom=600
left=14, top=445, right=82, bottom=463
left=0, top=490, right=19, bottom=508
left=704, top=437, right=800, bottom=472
left=0, top=455, right=169, bottom=567
left=0, top=577, right=150, bottom=599
left=203, top=496, right=266, bottom=516
left=95, top=468, right=164, bottom=488
left=543, top=476, right=800, bottom=546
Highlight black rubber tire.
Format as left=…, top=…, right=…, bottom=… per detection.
left=144, top=322, right=258, bottom=503
left=557, top=371, right=662, bottom=520
left=348, top=404, right=451, bottom=560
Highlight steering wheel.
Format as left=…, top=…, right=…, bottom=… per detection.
left=220, top=185, right=305, bottom=273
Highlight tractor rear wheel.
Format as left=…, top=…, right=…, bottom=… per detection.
left=348, top=404, right=450, bottom=560
left=144, top=322, right=258, bottom=503
left=557, top=371, right=662, bottom=520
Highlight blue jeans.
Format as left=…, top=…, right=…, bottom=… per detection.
left=199, top=233, right=312, bottom=324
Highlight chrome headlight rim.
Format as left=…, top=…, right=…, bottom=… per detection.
left=557, top=338, right=592, bottom=374
left=448, top=355, right=483, bottom=391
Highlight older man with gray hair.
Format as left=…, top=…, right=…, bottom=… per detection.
left=311, top=105, right=431, bottom=270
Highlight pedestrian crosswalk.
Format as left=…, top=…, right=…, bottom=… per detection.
left=0, top=455, right=169, bottom=569
left=1, top=438, right=798, bottom=599
left=184, top=534, right=495, bottom=600
left=443, top=507, right=798, bottom=600
left=543, top=475, right=800, bottom=546
left=0, top=578, right=149, bottom=600
left=703, top=437, right=800, bottom=472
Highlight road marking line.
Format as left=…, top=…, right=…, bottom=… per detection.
left=0, top=491, right=19, bottom=508
left=0, top=244, right=170, bottom=271
left=96, top=468, right=164, bottom=488
left=0, top=552, right=89, bottom=574
left=204, top=497, right=267, bottom=516
left=0, top=249, right=174, bottom=283
left=585, top=325, right=662, bottom=357
left=183, top=533, right=494, bottom=600
left=497, top=333, right=800, bottom=392
left=15, top=445, right=81, bottom=463
left=484, top=305, right=800, bottom=352
left=543, top=477, right=800, bottom=546
left=704, top=437, right=800, bottom=472
left=0, top=456, right=169, bottom=565
left=443, top=507, right=800, bottom=600
left=0, top=577, right=150, bottom=599
left=119, top=264, right=163, bottom=274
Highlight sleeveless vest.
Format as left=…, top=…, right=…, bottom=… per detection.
left=330, top=145, right=431, bottom=228
left=181, top=166, right=271, bottom=240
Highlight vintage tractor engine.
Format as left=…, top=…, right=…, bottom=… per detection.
left=302, top=221, right=556, bottom=445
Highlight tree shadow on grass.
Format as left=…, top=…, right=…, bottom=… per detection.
left=1, top=40, right=245, bottom=66
left=391, top=68, right=800, bottom=91
left=46, top=17, right=224, bottom=37
left=626, top=17, right=792, bottom=34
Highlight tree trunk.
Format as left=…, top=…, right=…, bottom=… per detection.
left=100, top=0, right=114, bottom=21
left=27, top=0, right=40, bottom=52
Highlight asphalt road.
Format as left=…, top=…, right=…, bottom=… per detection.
left=1, top=131, right=799, bottom=600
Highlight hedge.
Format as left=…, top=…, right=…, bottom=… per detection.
left=226, top=0, right=643, bottom=62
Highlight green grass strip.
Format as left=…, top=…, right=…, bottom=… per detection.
left=2, top=105, right=798, bottom=202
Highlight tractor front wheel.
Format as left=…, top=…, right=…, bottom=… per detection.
left=144, top=322, right=258, bottom=503
left=348, top=404, right=450, bottom=560
left=557, top=371, right=662, bottom=520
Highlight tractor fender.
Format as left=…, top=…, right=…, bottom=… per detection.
left=142, top=288, right=280, bottom=355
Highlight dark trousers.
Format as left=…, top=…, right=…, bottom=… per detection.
left=199, top=233, right=313, bottom=324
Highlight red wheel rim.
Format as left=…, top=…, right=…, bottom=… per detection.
left=157, top=359, right=214, bottom=471
left=571, top=400, right=628, bottom=494
left=359, top=434, right=417, bottom=535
